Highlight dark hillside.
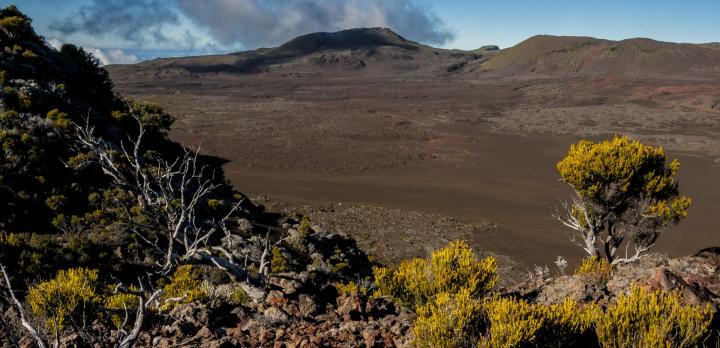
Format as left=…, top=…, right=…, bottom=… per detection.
left=107, top=27, right=481, bottom=78
left=0, top=5, right=258, bottom=280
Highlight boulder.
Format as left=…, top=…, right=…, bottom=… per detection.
left=263, top=306, right=290, bottom=322
left=298, top=294, right=318, bottom=317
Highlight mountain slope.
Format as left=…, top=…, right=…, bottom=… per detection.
left=109, top=31, right=720, bottom=81
left=475, top=35, right=720, bottom=78
left=107, top=28, right=482, bottom=79
left=263, top=27, right=421, bottom=56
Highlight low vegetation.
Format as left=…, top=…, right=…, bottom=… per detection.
left=374, top=240, right=497, bottom=310
left=159, top=265, right=208, bottom=311
left=481, top=296, right=596, bottom=347
left=596, top=287, right=713, bottom=348
left=27, top=268, right=100, bottom=335
left=575, top=256, right=613, bottom=287
left=376, top=241, right=713, bottom=348
left=414, top=288, right=485, bottom=347
left=0, top=5, right=715, bottom=347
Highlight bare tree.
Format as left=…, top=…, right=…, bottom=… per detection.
left=112, top=279, right=163, bottom=348
left=554, top=195, right=602, bottom=259
left=0, top=107, right=277, bottom=347
left=555, top=193, right=664, bottom=264
left=1, top=263, right=47, bottom=348
left=74, top=111, right=269, bottom=286
left=68, top=109, right=273, bottom=345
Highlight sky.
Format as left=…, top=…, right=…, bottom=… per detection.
left=4, top=0, right=720, bottom=65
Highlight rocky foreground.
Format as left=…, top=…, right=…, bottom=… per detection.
left=9, top=247, right=717, bottom=348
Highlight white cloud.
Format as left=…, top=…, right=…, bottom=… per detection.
left=51, top=0, right=453, bottom=52
left=47, top=37, right=65, bottom=50
left=47, top=37, right=138, bottom=66
left=84, top=47, right=139, bottom=65
left=176, top=0, right=454, bottom=48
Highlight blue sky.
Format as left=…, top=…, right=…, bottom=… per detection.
left=4, top=0, right=719, bottom=64
left=436, top=0, right=720, bottom=49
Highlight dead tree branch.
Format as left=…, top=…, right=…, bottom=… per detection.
left=0, top=263, right=47, bottom=348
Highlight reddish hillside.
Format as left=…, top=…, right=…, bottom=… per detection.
left=474, top=35, right=720, bottom=78
left=109, top=31, right=720, bottom=81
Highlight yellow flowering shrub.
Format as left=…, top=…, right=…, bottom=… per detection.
left=414, top=288, right=485, bottom=348
left=374, top=240, right=497, bottom=310
left=595, top=287, right=712, bottom=348
left=481, top=296, right=541, bottom=347
left=207, top=199, right=220, bottom=209
left=27, top=268, right=99, bottom=334
left=648, top=196, right=692, bottom=222
left=535, top=298, right=597, bottom=347
left=481, top=296, right=595, bottom=348
left=335, top=281, right=370, bottom=297
left=160, top=265, right=208, bottom=311
left=0, top=232, right=19, bottom=246
left=558, top=136, right=681, bottom=199
left=104, top=286, right=140, bottom=328
left=556, top=136, right=691, bottom=260
left=576, top=256, right=613, bottom=286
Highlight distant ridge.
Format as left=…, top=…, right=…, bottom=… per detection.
left=107, top=27, right=478, bottom=77
left=476, top=35, right=720, bottom=78
left=107, top=30, right=720, bottom=80
left=263, top=27, right=421, bottom=57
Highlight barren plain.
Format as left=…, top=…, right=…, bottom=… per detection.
left=107, top=30, right=720, bottom=271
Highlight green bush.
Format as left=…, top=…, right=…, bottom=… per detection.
left=271, top=246, right=289, bottom=273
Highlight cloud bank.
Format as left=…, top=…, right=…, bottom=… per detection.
left=50, top=0, right=454, bottom=53
left=50, top=0, right=183, bottom=48
left=84, top=47, right=139, bottom=65
left=176, top=0, right=454, bottom=48
left=47, top=38, right=138, bottom=65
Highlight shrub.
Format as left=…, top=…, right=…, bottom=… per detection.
left=556, top=136, right=691, bottom=263
left=481, top=296, right=540, bottom=347
left=104, top=286, right=140, bottom=328
left=27, top=268, right=99, bottom=334
left=298, top=215, right=312, bottom=237
left=160, top=265, right=208, bottom=311
left=374, top=240, right=497, bottom=310
left=271, top=246, right=289, bottom=273
left=595, top=286, right=712, bottom=348
left=335, top=281, right=370, bottom=297
left=0, top=232, right=19, bottom=246
left=481, top=296, right=595, bottom=348
left=414, top=288, right=485, bottom=348
left=202, top=282, right=249, bottom=307
left=575, top=256, right=612, bottom=286
left=534, top=298, right=597, bottom=347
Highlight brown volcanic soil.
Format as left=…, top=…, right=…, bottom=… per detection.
left=107, top=31, right=720, bottom=270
